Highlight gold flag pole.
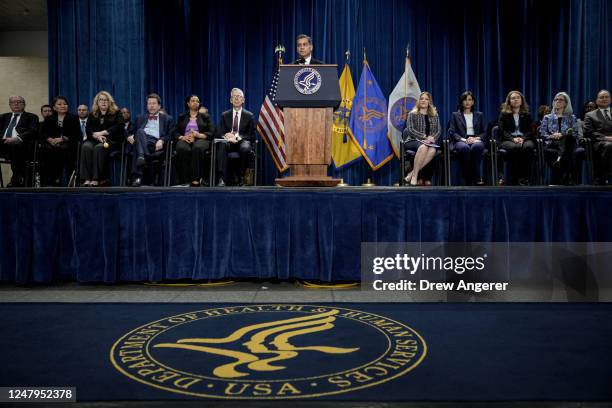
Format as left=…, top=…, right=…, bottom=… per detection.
left=337, top=49, right=352, bottom=188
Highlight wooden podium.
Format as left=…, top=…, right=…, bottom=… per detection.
left=274, top=64, right=341, bottom=187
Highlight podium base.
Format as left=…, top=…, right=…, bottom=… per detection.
left=275, top=176, right=341, bottom=187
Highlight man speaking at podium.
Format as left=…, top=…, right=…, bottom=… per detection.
left=293, top=34, right=324, bottom=65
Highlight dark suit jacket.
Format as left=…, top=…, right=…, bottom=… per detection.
left=174, top=112, right=214, bottom=140
left=216, top=109, right=256, bottom=142
left=447, top=111, right=486, bottom=143
left=135, top=112, right=175, bottom=142
left=124, top=120, right=135, bottom=137
left=498, top=112, right=534, bottom=143
left=0, top=111, right=40, bottom=143
left=85, top=111, right=125, bottom=145
left=293, top=57, right=324, bottom=64
left=584, top=109, right=612, bottom=142
left=40, top=113, right=81, bottom=146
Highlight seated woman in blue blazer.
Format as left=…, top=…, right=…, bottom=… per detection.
left=447, top=91, right=486, bottom=185
left=539, top=91, right=578, bottom=185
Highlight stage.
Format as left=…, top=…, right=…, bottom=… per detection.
left=0, top=186, right=611, bottom=284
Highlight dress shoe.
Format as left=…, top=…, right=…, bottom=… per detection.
left=518, top=178, right=529, bottom=186
left=136, top=156, right=146, bottom=168
left=237, top=177, right=245, bottom=187
left=131, top=178, right=142, bottom=187
left=217, top=178, right=225, bottom=187
left=98, top=179, right=111, bottom=187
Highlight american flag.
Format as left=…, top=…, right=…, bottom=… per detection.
left=257, top=60, right=289, bottom=172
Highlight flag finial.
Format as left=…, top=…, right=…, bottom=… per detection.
left=345, top=50, right=350, bottom=62
left=275, top=44, right=285, bottom=65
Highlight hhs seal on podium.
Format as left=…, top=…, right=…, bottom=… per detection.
left=293, top=67, right=322, bottom=95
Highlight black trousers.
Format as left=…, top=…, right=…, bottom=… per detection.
left=500, top=139, right=536, bottom=184
left=175, top=139, right=211, bottom=184
left=0, top=139, right=29, bottom=186
left=544, top=135, right=577, bottom=184
left=215, top=139, right=252, bottom=182
left=41, top=142, right=75, bottom=186
left=79, top=140, right=118, bottom=181
left=593, top=140, right=612, bottom=181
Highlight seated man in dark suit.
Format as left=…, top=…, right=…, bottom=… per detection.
left=77, top=104, right=89, bottom=142
left=584, top=89, right=612, bottom=184
left=293, top=34, right=324, bottom=65
left=130, top=94, right=175, bottom=186
left=215, top=88, right=256, bottom=186
left=0, top=96, right=40, bottom=186
left=121, top=107, right=136, bottom=160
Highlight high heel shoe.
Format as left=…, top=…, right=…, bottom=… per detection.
left=404, top=171, right=413, bottom=183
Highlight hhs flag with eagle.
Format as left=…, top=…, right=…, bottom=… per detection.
left=387, top=51, right=421, bottom=156
left=348, top=60, right=394, bottom=170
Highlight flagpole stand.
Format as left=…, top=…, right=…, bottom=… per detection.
left=337, top=178, right=349, bottom=187
left=361, top=178, right=376, bottom=187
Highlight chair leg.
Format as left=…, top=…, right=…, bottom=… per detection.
left=444, top=139, right=451, bottom=186
left=399, top=142, right=405, bottom=186
left=210, top=140, right=217, bottom=187
left=119, top=147, right=125, bottom=187
left=586, top=141, right=595, bottom=184
left=253, top=140, right=258, bottom=186
left=491, top=141, right=498, bottom=186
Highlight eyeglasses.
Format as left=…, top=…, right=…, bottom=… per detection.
left=9, top=100, right=25, bottom=104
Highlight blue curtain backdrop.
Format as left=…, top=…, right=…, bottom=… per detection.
left=48, top=0, right=611, bottom=186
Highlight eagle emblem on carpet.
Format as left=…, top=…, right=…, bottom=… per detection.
left=110, top=304, right=427, bottom=399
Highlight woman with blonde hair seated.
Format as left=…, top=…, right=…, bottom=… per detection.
left=402, top=91, right=441, bottom=186
left=80, top=91, right=125, bottom=186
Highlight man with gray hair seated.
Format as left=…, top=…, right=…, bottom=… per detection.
left=215, top=88, right=256, bottom=186
left=0, top=96, right=40, bottom=187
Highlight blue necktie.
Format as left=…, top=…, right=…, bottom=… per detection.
left=4, top=113, right=20, bottom=138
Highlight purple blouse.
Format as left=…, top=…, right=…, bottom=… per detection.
left=185, top=118, right=198, bottom=134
